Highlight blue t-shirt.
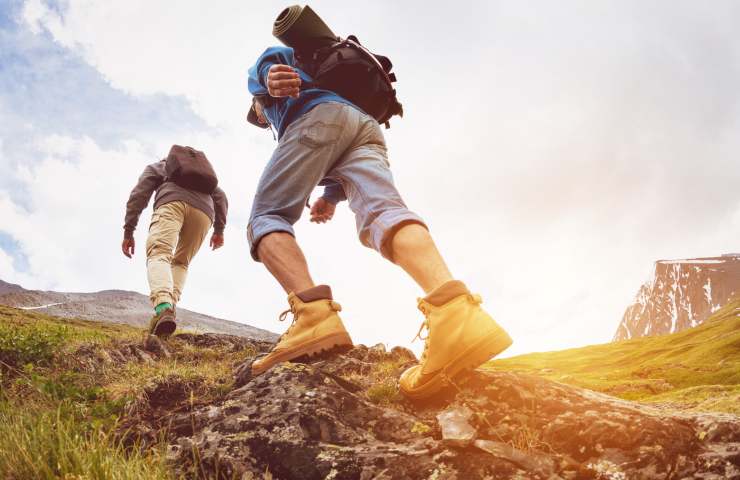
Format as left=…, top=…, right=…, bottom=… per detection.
left=248, top=46, right=356, bottom=204
left=248, top=46, right=360, bottom=139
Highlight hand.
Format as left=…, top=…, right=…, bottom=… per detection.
left=210, top=233, right=224, bottom=250
left=310, top=197, right=336, bottom=224
left=267, top=64, right=301, bottom=98
left=122, top=238, right=135, bottom=258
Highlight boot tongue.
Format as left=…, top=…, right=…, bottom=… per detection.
left=295, top=285, right=333, bottom=303
left=423, top=280, right=470, bottom=307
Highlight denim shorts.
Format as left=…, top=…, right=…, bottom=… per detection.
left=247, top=102, right=426, bottom=261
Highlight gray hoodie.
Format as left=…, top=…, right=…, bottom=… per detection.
left=124, top=160, right=228, bottom=239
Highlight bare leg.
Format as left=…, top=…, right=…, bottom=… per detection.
left=257, top=232, right=315, bottom=294
left=390, top=223, right=454, bottom=294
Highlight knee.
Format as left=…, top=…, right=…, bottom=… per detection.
left=171, top=258, right=189, bottom=269
left=146, top=240, right=173, bottom=262
left=356, top=208, right=427, bottom=261
left=248, top=214, right=296, bottom=262
left=382, top=221, right=429, bottom=261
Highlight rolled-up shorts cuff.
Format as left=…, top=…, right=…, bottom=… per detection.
left=368, top=210, right=428, bottom=261
left=247, top=214, right=296, bottom=262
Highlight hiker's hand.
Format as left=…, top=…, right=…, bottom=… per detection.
left=310, top=198, right=336, bottom=224
left=210, top=233, right=224, bottom=250
left=122, top=238, right=135, bottom=258
left=267, top=64, right=301, bottom=98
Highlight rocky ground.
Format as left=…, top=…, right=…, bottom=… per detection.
left=92, top=333, right=740, bottom=480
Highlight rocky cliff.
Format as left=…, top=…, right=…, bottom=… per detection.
left=0, top=280, right=277, bottom=341
left=614, top=254, right=740, bottom=341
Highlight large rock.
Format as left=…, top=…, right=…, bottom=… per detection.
left=155, top=344, right=740, bottom=479
left=437, top=405, right=477, bottom=447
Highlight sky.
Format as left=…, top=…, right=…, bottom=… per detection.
left=1, top=0, right=739, bottom=357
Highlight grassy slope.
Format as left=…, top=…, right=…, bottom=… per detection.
left=0, top=305, right=254, bottom=479
left=2, top=299, right=738, bottom=477
left=487, top=299, right=740, bottom=413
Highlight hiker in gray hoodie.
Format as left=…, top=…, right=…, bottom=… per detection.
left=122, top=159, right=228, bottom=336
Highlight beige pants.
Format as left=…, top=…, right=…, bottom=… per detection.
left=146, top=201, right=211, bottom=307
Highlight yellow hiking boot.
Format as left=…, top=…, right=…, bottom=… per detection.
left=399, top=281, right=512, bottom=400
left=251, top=286, right=354, bottom=376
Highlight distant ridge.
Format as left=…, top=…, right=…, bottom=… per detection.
left=0, top=279, right=277, bottom=341
left=614, top=254, right=740, bottom=341
left=0, top=279, right=25, bottom=296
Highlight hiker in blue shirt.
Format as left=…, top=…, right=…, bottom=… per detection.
left=245, top=44, right=512, bottom=400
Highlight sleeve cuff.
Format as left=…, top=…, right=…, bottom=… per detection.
left=321, top=195, right=341, bottom=205
left=260, top=63, right=274, bottom=89
left=321, top=187, right=346, bottom=205
left=123, top=227, right=135, bottom=239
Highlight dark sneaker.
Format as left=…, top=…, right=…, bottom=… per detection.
left=148, top=308, right=177, bottom=338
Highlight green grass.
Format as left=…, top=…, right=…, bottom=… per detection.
left=645, top=384, right=740, bottom=414
left=364, top=359, right=405, bottom=405
left=487, top=299, right=740, bottom=412
left=0, top=306, right=171, bottom=478
left=0, top=306, right=123, bottom=372
left=0, top=305, right=249, bottom=479
left=0, top=399, right=172, bottom=480
left=0, top=322, right=69, bottom=369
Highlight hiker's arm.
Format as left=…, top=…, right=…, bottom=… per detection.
left=210, top=187, right=228, bottom=250
left=123, top=164, right=163, bottom=242
left=248, top=47, right=300, bottom=98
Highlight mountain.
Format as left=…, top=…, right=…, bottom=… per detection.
left=0, top=280, right=276, bottom=341
left=0, top=279, right=24, bottom=295
left=488, top=299, right=740, bottom=413
left=1, top=305, right=739, bottom=479
left=613, top=254, right=740, bottom=341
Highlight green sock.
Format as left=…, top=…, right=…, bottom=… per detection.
left=154, top=302, right=173, bottom=315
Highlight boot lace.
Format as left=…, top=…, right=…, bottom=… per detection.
left=413, top=299, right=432, bottom=363
left=276, top=299, right=343, bottom=343
left=412, top=294, right=483, bottom=363
left=276, top=299, right=299, bottom=343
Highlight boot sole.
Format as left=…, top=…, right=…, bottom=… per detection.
left=401, top=326, right=512, bottom=400
left=153, top=319, right=177, bottom=338
left=251, top=331, right=353, bottom=376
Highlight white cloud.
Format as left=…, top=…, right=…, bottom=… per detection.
left=21, top=0, right=265, bottom=126
left=3, top=0, right=740, bottom=357
left=0, top=136, right=148, bottom=290
left=0, top=248, right=34, bottom=287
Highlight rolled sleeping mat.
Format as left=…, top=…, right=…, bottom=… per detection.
left=273, top=5, right=338, bottom=55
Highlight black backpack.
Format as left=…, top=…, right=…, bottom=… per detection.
left=165, top=145, right=218, bottom=194
left=296, top=35, right=403, bottom=128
